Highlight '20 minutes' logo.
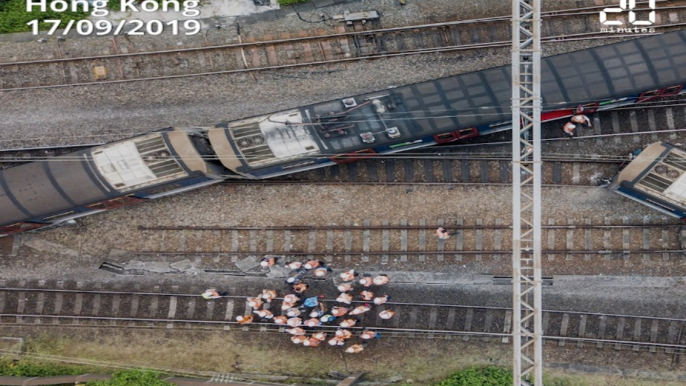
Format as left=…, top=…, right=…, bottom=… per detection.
left=600, top=0, right=656, bottom=26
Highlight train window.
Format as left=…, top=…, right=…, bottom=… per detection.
left=436, top=133, right=455, bottom=140
left=660, top=85, right=683, bottom=96
left=434, top=132, right=459, bottom=144
left=578, top=102, right=599, bottom=114
left=331, top=149, right=377, bottom=164
left=456, top=127, right=479, bottom=139
left=637, top=89, right=661, bottom=103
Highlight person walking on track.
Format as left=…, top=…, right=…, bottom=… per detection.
left=562, top=122, right=576, bottom=138
left=436, top=227, right=451, bottom=240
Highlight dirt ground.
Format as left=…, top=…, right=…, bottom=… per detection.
left=3, top=326, right=686, bottom=385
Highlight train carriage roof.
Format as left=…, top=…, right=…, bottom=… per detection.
left=0, top=151, right=115, bottom=226
left=218, top=31, right=686, bottom=172
left=542, top=31, right=686, bottom=105
left=312, top=30, right=686, bottom=154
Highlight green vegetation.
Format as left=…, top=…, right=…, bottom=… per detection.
left=278, top=0, right=310, bottom=6
left=0, top=0, right=89, bottom=33
left=86, top=370, right=174, bottom=386
left=431, top=366, right=513, bottom=386
left=0, top=358, right=93, bottom=377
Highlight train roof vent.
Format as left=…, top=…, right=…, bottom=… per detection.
left=135, top=136, right=184, bottom=178
left=663, top=152, right=686, bottom=173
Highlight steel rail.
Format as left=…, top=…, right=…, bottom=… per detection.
left=4, top=286, right=686, bottom=322
left=0, top=154, right=627, bottom=163
left=222, top=181, right=598, bottom=187
left=4, top=28, right=682, bottom=92
left=137, top=223, right=684, bottom=231
left=0, top=144, right=104, bottom=153
left=134, top=249, right=686, bottom=256
left=0, top=314, right=682, bottom=351
left=0, top=0, right=673, bottom=67
left=443, top=127, right=686, bottom=149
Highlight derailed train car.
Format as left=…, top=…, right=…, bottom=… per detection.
left=0, top=128, right=226, bottom=236
left=207, top=30, right=686, bottom=179
left=4, top=30, right=686, bottom=235
left=608, top=142, right=686, bottom=219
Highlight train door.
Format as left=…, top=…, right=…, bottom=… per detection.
left=637, top=85, right=684, bottom=103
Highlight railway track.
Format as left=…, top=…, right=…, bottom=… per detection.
left=120, top=218, right=686, bottom=272
left=1, top=282, right=685, bottom=354
left=283, top=157, right=617, bottom=186
left=3, top=2, right=686, bottom=91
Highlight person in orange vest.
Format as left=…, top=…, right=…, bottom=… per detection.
left=286, top=317, right=303, bottom=327
left=360, top=330, right=380, bottom=340
left=349, top=304, right=372, bottom=315
left=254, top=309, right=273, bottom=319
left=303, top=337, right=322, bottom=347
left=236, top=315, right=254, bottom=324
left=562, top=122, right=576, bottom=138
left=304, top=318, right=321, bottom=327
left=261, top=289, right=277, bottom=302
left=247, top=297, right=263, bottom=309
left=339, top=318, right=358, bottom=328
left=285, top=327, right=306, bottom=336
left=335, top=329, right=353, bottom=340
left=345, top=344, right=365, bottom=353
left=328, top=336, right=346, bottom=346
left=291, top=335, right=307, bottom=344
left=331, top=306, right=349, bottom=317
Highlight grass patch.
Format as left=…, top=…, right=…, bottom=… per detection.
left=87, top=370, right=174, bottom=386
left=432, top=366, right=512, bottom=386
left=278, top=0, right=310, bottom=6
left=0, top=358, right=96, bottom=377
left=0, top=0, right=89, bottom=34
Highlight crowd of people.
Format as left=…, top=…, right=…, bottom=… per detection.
left=203, top=257, right=394, bottom=354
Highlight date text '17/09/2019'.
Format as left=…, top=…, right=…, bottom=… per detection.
left=25, top=0, right=202, bottom=35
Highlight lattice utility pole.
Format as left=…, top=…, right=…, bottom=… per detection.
left=511, top=0, right=543, bottom=385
